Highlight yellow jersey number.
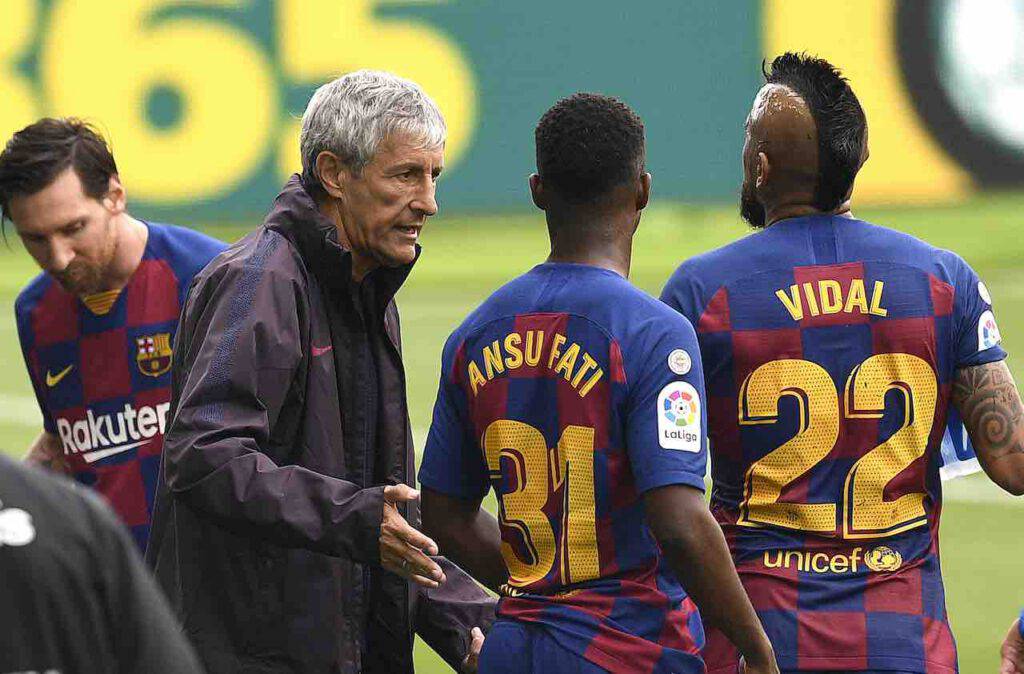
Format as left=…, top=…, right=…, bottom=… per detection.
left=738, top=353, right=937, bottom=539
left=483, top=420, right=599, bottom=590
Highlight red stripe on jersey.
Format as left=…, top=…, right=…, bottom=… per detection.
left=583, top=620, right=664, bottom=674
left=134, top=387, right=172, bottom=458
left=32, top=283, right=80, bottom=346
left=94, top=460, right=149, bottom=527
left=707, top=395, right=742, bottom=466
left=731, top=328, right=803, bottom=389
left=929, top=273, right=955, bottom=317
left=80, top=328, right=133, bottom=403
left=870, top=316, right=937, bottom=365
left=609, top=339, right=626, bottom=384
left=698, top=287, right=731, bottom=333
left=127, top=259, right=181, bottom=326
left=511, top=313, right=569, bottom=380
left=658, top=596, right=701, bottom=653
left=923, top=617, right=958, bottom=673
left=796, top=611, right=868, bottom=670
left=793, top=262, right=870, bottom=328
left=864, top=561, right=923, bottom=613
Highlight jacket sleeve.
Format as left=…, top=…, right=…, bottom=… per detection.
left=414, top=557, right=497, bottom=670
left=162, top=239, right=383, bottom=563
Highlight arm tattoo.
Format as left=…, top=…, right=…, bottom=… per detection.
left=952, top=361, right=1024, bottom=460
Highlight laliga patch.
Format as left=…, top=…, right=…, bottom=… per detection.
left=657, top=381, right=701, bottom=452
left=978, top=310, right=1002, bottom=352
left=978, top=281, right=992, bottom=305
left=667, top=348, right=692, bottom=375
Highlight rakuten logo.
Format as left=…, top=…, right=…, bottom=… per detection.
left=56, top=403, right=170, bottom=464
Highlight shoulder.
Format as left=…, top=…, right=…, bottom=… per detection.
left=14, top=271, right=53, bottom=320
left=193, top=226, right=305, bottom=288
left=848, top=218, right=975, bottom=282
left=144, top=221, right=228, bottom=277
left=663, top=228, right=771, bottom=307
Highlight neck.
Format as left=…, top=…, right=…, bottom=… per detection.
left=765, top=198, right=855, bottom=227
left=95, top=214, right=147, bottom=294
left=546, top=218, right=632, bottom=278
left=318, top=195, right=378, bottom=282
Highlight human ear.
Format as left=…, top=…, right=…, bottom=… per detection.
left=103, top=175, right=127, bottom=215
left=529, top=173, right=546, bottom=210
left=636, top=172, right=652, bottom=211
left=755, top=152, right=770, bottom=190
left=315, top=151, right=349, bottom=199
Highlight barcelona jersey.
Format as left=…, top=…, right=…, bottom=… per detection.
left=420, top=262, right=709, bottom=674
left=15, top=222, right=225, bottom=550
left=660, top=215, right=1007, bottom=673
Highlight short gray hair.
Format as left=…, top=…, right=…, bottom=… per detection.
left=300, top=70, right=446, bottom=184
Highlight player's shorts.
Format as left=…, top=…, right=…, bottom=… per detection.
left=478, top=619, right=609, bottom=674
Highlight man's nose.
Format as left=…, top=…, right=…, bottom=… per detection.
left=411, top=180, right=438, bottom=217
left=46, top=240, right=74, bottom=273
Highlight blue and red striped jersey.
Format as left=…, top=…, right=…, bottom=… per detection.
left=420, top=262, right=709, bottom=674
left=15, top=222, right=225, bottom=551
left=660, top=215, right=1006, bottom=673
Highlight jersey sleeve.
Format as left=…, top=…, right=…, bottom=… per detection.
left=623, top=310, right=708, bottom=494
left=418, top=335, right=490, bottom=500
left=14, top=294, right=56, bottom=434
left=659, top=261, right=705, bottom=326
left=951, top=255, right=1007, bottom=368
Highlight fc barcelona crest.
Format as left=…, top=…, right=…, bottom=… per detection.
left=136, top=333, right=173, bottom=377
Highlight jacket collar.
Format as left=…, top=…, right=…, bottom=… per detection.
left=263, top=174, right=419, bottom=307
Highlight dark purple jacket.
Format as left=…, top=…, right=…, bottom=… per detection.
left=146, top=176, right=494, bottom=673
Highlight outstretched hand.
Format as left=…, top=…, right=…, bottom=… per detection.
left=380, top=484, right=447, bottom=588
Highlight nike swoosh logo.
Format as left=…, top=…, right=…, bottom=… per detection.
left=45, top=365, right=74, bottom=387
left=311, top=345, right=333, bottom=357
left=82, top=439, right=150, bottom=464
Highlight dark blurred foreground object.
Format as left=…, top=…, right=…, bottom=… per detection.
left=0, top=453, right=202, bottom=673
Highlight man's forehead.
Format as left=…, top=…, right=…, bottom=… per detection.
left=9, top=168, right=91, bottom=231
left=373, top=133, right=445, bottom=166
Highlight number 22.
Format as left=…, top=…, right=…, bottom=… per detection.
left=738, top=353, right=938, bottom=539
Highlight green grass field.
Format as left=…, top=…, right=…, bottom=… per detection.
left=0, top=196, right=1021, bottom=671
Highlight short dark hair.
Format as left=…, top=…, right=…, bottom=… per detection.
left=0, top=118, right=118, bottom=222
left=535, top=93, right=645, bottom=203
left=764, top=53, right=867, bottom=211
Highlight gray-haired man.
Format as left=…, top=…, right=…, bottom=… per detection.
left=146, top=70, right=494, bottom=673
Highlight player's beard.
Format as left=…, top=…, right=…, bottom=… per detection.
left=739, top=181, right=766, bottom=229
left=54, top=259, right=105, bottom=296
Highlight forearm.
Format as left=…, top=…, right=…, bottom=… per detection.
left=646, top=486, right=773, bottom=666
left=421, top=489, right=506, bottom=593
left=165, top=432, right=385, bottom=560
left=24, top=431, right=70, bottom=475
left=953, top=360, right=1024, bottom=495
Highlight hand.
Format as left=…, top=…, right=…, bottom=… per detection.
left=1001, top=619, right=1024, bottom=674
left=380, top=484, right=447, bottom=588
left=461, top=626, right=485, bottom=673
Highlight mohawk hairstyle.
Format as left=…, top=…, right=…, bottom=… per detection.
left=535, top=93, right=645, bottom=203
left=764, top=52, right=867, bottom=211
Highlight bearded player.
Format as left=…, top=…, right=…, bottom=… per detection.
left=419, top=93, right=776, bottom=674
left=660, top=53, right=1024, bottom=673
left=2, top=118, right=225, bottom=550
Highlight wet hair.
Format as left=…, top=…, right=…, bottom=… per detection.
left=764, top=52, right=867, bottom=210
left=535, top=92, right=645, bottom=203
left=0, top=118, right=118, bottom=225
